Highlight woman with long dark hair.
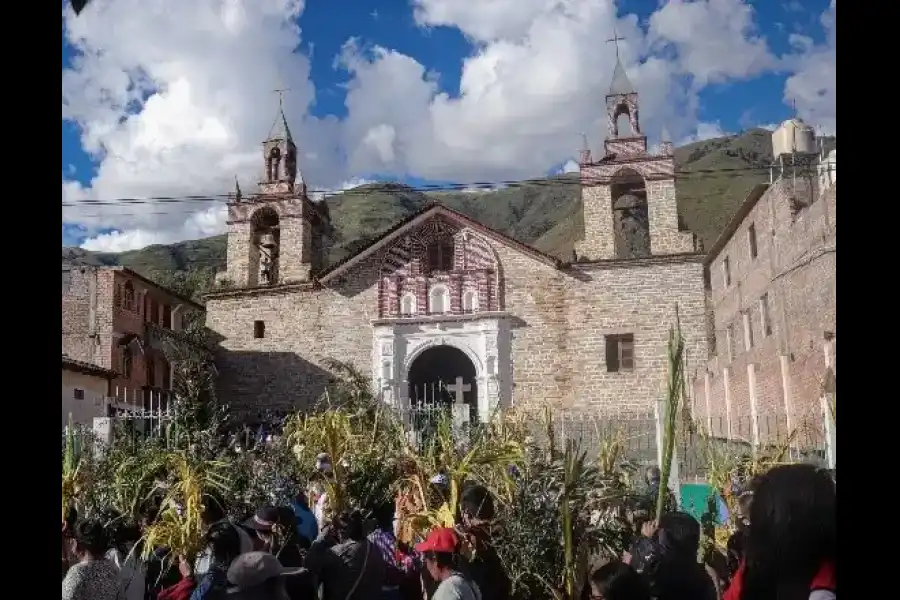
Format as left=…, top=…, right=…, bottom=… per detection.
left=724, top=464, right=836, bottom=600
left=62, top=519, right=119, bottom=600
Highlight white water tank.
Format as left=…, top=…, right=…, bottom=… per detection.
left=772, top=118, right=816, bottom=158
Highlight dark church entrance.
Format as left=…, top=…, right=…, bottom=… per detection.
left=407, top=345, right=477, bottom=419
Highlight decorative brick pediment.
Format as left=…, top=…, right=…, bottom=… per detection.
left=376, top=216, right=502, bottom=319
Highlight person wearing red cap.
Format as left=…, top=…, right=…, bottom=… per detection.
left=415, top=528, right=482, bottom=600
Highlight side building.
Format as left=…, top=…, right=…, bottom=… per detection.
left=690, top=120, right=836, bottom=446
left=62, top=265, right=205, bottom=410
left=62, top=353, right=117, bottom=428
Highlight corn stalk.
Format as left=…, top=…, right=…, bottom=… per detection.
left=396, top=410, right=523, bottom=542
left=657, top=307, right=686, bottom=522
left=142, top=452, right=231, bottom=562
left=559, top=442, right=582, bottom=600
left=62, top=414, right=82, bottom=521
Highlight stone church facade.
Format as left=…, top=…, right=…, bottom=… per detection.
left=205, top=59, right=708, bottom=420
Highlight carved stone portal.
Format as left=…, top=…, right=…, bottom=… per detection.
left=372, top=317, right=512, bottom=422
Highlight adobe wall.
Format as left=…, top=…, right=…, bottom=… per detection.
left=692, top=177, right=836, bottom=444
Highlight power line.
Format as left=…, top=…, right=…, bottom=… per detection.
left=63, top=164, right=831, bottom=208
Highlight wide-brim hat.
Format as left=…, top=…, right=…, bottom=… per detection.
left=226, top=551, right=304, bottom=593
left=242, top=505, right=280, bottom=533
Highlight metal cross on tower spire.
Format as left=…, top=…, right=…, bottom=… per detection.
left=606, top=26, right=626, bottom=61
left=267, top=82, right=294, bottom=142
left=273, top=86, right=291, bottom=108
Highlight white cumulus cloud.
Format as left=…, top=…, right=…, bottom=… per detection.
left=781, top=0, right=836, bottom=134
left=62, top=0, right=834, bottom=252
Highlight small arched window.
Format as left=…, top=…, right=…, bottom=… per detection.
left=400, top=293, right=417, bottom=316
left=113, top=285, right=122, bottom=308
left=122, top=347, right=133, bottom=379
left=123, top=282, right=135, bottom=311
left=462, top=289, right=479, bottom=313
left=429, top=285, right=450, bottom=314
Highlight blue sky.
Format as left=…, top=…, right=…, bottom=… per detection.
left=61, top=0, right=835, bottom=251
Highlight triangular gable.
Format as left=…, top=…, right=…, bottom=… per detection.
left=318, top=202, right=562, bottom=284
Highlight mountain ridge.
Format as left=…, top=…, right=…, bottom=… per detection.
left=62, top=129, right=836, bottom=301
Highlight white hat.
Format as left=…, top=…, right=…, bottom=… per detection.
left=429, top=473, right=449, bottom=486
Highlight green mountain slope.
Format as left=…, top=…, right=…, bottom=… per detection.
left=61, top=129, right=835, bottom=301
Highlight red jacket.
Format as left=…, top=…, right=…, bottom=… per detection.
left=158, top=576, right=196, bottom=600
left=724, top=561, right=835, bottom=600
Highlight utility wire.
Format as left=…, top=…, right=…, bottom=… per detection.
left=62, top=164, right=832, bottom=208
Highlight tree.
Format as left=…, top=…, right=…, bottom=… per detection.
left=155, top=320, right=224, bottom=453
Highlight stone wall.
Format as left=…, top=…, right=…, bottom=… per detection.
left=496, top=236, right=708, bottom=412
left=692, top=175, right=836, bottom=443
left=205, top=255, right=381, bottom=414
left=207, top=224, right=708, bottom=416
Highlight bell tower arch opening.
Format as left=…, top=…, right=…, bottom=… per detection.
left=611, top=168, right=650, bottom=259
left=267, top=146, right=282, bottom=181
left=251, top=206, right=280, bottom=286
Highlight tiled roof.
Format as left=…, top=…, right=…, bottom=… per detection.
left=61, top=354, right=118, bottom=379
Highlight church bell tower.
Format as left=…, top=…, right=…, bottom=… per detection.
left=218, top=94, right=330, bottom=288
left=575, top=34, right=695, bottom=261
left=260, top=95, right=298, bottom=195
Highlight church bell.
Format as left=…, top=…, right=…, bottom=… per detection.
left=259, top=232, right=277, bottom=249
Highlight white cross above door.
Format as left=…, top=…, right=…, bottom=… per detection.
left=445, top=376, right=471, bottom=405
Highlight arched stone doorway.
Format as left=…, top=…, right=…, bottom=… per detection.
left=373, top=317, right=512, bottom=422
left=407, top=345, right=477, bottom=411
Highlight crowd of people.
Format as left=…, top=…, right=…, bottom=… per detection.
left=61, top=457, right=835, bottom=600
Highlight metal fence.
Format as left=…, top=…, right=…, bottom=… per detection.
left=525, top=410, right=659, bottom=468
left=65, top=391, right=833, bottom=485
left=62, top=424, right=93, bottom=458
left=677, top=413, right=829, bottom=481
left=519, top=409, right=829, bottom=483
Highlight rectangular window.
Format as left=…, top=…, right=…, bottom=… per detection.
left=253, top=320, right=265, bottom=339
left=605, top=334, right=635, bottom=372
left=723, top=256, right=732, bottom=287
left=427, top=242, right=455, bottom=272
left=73, top=388, right=85, bottom=400
left=760, top=293, right=772, bottom=336
left=748, top=223, right=758, bottom=259
left=726, top=324, right=735, bottom=363
left=162, top=305, right=172, bottom=329
left=743, top=311, right=754, bottom=350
